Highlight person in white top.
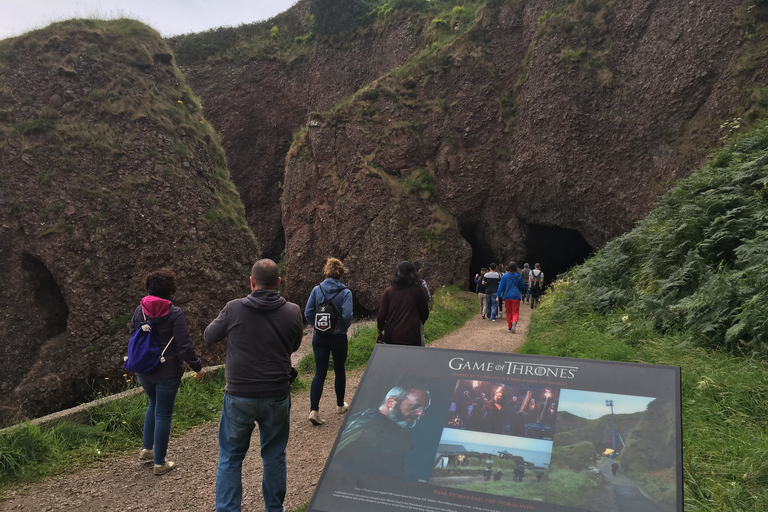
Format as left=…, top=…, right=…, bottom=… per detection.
left=528, top=263, right=545, bottom=309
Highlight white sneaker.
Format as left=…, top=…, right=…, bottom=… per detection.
left=336, top=402, right=349, bottom=414
left=511, top=322, right=517, bottom=333
left=309, top=410, right=325, bottom=425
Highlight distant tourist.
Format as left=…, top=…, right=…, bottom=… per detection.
left=377, top=261, right=430, bottom=346
left=130, top=268, right=205, bottom=476
left=304, top=257, right=353, bottom=426
left=529, top=263, right=544, bottom=309
left=482, top=264, right=501, bottom=321
left=475, top=268, right=488, bottom=318
left=497, top=261, right=525, bottom=333
left=521, top=263, right=531, bottom=304
left=204, top=259, right=303, bottom=512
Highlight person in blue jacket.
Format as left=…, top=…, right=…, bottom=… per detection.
left=497, top=261, right=526, bottom=333
left=304, top=257, right=354, bottom=425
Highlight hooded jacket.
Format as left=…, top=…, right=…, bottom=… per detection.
left=498, top=272, right=525, bottom=301
left=204, top=289, right=303, bottom=398
left=304, top=278, right=353, bottom=336
left=129, top=296, right=203, bottom=380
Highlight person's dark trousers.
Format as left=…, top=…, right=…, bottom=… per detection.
left=310, top=333, right=348, bottom=411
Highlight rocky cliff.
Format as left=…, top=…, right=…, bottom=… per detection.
left=0, top=20, right=258, bottom=425
left=181, top=0, right=768, bottom=311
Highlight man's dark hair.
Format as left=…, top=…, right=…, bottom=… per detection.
left=489, top=263, right=497, bottom=270
left=508, top=261, right=517, bottom=272
left=145, top=268, right=176, bottom=299
left=392, top=261, right=419, bottom=288
left=251, top=259, right=279, bottom=287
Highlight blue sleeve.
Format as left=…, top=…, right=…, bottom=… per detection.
left=304, top=287, right=318, bottom=326
left=497, top=274, right=508, bottom=299
left=340, top=289, right=353, bottom=330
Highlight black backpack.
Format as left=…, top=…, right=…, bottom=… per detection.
left=530, top=270, right=543, bottom=292
left=314, top=287, right=345, bottom=336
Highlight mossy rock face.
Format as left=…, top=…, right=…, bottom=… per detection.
left=0, top=20, right=258, bottom=426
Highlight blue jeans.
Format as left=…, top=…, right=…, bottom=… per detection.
left=216, top=393, right=291, bottom=512
left=485, top=292, right=498, bottom=320
left=137, top=375, right=181, bottom=465
left=310, top=333, right=348, bottom=411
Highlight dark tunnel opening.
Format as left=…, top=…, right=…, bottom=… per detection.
left=461, top=223, right=501, bottom=289
left=523, top=224, right=593, bottom=287
left=22, top=253, right=69, bottom=338
left=460, top=223, right=593, bottom=291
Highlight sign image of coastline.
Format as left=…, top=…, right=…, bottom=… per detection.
left=308, top=345, right=682, bottom=512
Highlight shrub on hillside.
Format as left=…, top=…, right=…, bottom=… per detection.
left=555, top=120, right=768, bottom=358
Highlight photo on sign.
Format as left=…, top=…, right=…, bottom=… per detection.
left=446, top=379, right=561, bottom=439
left=430, top=428, right=553, bottom=503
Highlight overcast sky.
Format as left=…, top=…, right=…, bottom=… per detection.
left=0, top=0, right=299, bottom=40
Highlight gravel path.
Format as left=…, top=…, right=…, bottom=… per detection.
left=0, top=298, right=533, bottom=511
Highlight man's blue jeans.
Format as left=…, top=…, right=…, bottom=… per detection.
left=137, top=375, right=181, bottom=465
left=485, top=292, right=498, bottom=320
left=216, top=393, right=291, bottom=512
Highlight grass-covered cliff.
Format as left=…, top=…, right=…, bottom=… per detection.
left=523, top=120, right=768, bottom=509
left=0, top=19, right=258, bottom=425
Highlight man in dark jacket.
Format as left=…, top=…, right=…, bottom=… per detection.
left=332, top=384, right=430, bottom=480
left=205, top=259, right=303, bottom=512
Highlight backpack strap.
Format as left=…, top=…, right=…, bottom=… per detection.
left=319, top=286, right=345, bottom=315
left=140, top=310, right=175, bottom=364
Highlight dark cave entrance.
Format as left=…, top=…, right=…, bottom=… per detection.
left=523, top=224, right=593, bottom=286
left=461, top=224, right=593, bottom=290
left=22, top=253, right=69, bottom=338
left=461, top=223, right=501, bottom=289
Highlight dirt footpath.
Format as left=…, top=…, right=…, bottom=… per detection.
left=0, top=301, right=532, bottom=512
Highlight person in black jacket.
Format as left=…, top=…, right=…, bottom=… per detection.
left=129, top=268, right=205, bottom=476
left=205, top=259, right=303, bottom=512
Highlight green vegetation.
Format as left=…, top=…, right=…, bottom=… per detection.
left=0, top=372, right=227, bottom=491
left=0, top=18, right=256, bottom=242
left=172, top=0, right=487, bottom=67
left=520, top=119, right=768, bottom=510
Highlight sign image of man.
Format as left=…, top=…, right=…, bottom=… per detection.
left=332, top=384, right=431, bottom=480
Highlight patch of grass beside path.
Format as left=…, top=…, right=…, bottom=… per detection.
left=0, top=372, right=227, bottom=494
left=0, top=285, right=476, bottom=498
left=520, top=291, right=768, bottom=510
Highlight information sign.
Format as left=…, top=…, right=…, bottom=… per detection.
left=308, top=345, right=682, bottom=512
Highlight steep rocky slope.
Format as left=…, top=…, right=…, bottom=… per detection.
left=180, top=6, right=427, bottom=261
left=280, top=0, right=768, bottom=308
left=0, top=20, right=259, bottom=425
left=180, top=0, right=768, bottom=310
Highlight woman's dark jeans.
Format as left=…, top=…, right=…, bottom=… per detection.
left=310, top=332, right=348, bottom=411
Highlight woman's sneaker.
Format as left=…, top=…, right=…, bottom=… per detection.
left=139, top=448, right=153, bottom=464
left=154, top=461, right=175, bottom=476
left=336, top=402, right=349, bottom=414
left=309, top=410, right=325, bottom=425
